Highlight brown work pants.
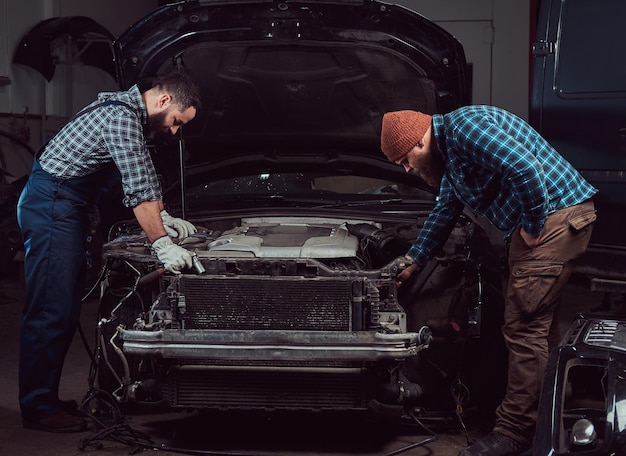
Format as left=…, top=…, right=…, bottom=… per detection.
left=494, top=199, right=596, bottom=444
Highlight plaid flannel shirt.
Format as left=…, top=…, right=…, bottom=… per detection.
left=406, top=105, right=597, bottom=266
left=39, top=85, right=162, bottom=207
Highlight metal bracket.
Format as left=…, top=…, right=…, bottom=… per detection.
left=532, top=40, right=554, bottom=56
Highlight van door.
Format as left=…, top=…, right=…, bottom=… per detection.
left=531, top=0, right=626, bottom=284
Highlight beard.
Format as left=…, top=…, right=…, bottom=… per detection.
left=414, top=148, right=445, bottom=189
left=145, top=110, right=170, bottom=140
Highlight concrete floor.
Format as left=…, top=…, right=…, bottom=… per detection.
left=0, top=268, right=609, bottom=456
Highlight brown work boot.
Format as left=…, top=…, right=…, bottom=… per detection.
left=22, top=410, right=88, bottom=433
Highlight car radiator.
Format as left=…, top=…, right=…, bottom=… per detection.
left=163, top=366, right=368, bottom=410
left=179, top=275, right=357, bottom=331
left=158, top=275, right=378, bottom=409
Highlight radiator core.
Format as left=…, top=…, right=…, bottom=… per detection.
left=180, top=276, right=354, bottom=331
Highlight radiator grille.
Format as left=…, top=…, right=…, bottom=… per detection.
left=164, top=368, right=367, bottom=410
left=181, top=276, right=353, bottom=330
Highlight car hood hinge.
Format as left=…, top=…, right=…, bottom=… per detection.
left=532, top=40, right=555, bottom=56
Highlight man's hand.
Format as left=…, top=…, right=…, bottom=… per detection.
left=520, top=227, right=541, bottom=248
left=161, top=210, right=197, bottom=239
left=395, top=256, right=419, bottom=288
left=151, top=236, right=193, bottom=274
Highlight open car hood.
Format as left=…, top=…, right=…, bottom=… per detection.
left=113, top=0, right=468, bottom=162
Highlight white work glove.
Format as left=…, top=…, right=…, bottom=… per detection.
left=160, top=210, right=197, bottom=239
left=151, top=236, right=193, bottom=274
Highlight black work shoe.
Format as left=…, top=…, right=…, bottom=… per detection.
left=22, top=410, right=88, bottom=433
left=58, top=399, right=86, bottom=417
left=458, top=431, right=530, bottom=456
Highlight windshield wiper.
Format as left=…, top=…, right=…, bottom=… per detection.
left=315, top=197, right=405, bottom=208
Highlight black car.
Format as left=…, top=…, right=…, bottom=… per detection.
left=94, top=0, right=507, bottom=425
left=534, top=314, right=626, bottom=456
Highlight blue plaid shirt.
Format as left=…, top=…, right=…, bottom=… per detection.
left=39, top=85, right=162, bottom=207
left=406, top=105, right=597, bottom=266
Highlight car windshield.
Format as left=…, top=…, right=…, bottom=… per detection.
left=181, top=172, right=436, bottom=209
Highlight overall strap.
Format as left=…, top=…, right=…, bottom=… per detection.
left=36, top=100, right=136, bottom=160
left=69, top=99, right=134, bottom=123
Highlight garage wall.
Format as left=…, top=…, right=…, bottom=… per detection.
left=396, top=0, right=532, bottom=247
left=0, top=0, right=531, bottom=151
left=396, top=0, right=531, bottom=119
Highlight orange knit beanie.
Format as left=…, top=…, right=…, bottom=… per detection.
left=381, top=110, right=433, bottom=162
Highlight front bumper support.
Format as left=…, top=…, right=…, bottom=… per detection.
left=119, top=329, right=419, bottom=361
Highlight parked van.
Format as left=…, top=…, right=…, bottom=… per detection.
left=530, top=0, right=626, bottom=292
left=531, top=4, right=626, bottom=455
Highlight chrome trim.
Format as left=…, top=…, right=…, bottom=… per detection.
left=584, top=319, right=626, bottom=353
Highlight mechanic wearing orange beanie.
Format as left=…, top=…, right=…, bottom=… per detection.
left=381, top=105, right=597, bottom=456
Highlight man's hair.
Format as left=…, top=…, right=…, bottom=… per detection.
left=152, top=72, right=202, bottom=111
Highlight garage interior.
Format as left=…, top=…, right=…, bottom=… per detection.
left=1, top=1, right=623, bottom=455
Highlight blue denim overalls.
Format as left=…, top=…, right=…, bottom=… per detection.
left=16, top=100, right=130, bottom=420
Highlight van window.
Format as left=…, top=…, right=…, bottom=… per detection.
left=556, top=0, right=626, bottom=95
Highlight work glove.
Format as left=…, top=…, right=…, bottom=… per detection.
left=151, top=236, right=193, bottom=274
left=160, top=210, right=197, bottom=239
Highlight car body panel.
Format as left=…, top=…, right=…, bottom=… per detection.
left=530, top=0, right=626, bottom=287
left=534, top=315, right=626, bottom=455
left=113, top=0, right=468, bottom=153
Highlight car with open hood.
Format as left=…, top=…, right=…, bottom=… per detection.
left=94, top=0, right=507, bottom=426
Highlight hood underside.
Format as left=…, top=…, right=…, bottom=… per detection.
left=113, top=0, right=468, bottom=156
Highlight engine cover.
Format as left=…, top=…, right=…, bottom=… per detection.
left=206, top=217, right=362, bottom=258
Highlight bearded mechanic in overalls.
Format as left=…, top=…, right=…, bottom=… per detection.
left=17, top=72, right=201, bottom=433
